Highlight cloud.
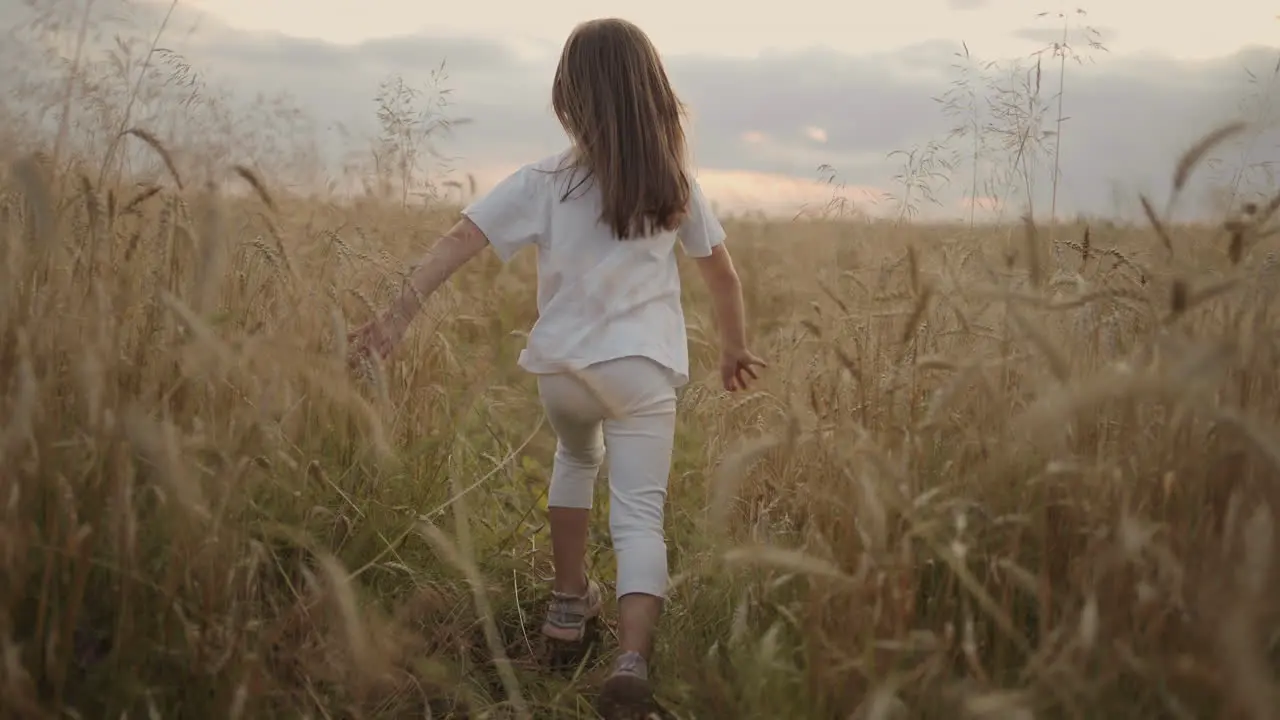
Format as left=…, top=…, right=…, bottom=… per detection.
left=697, top=169, right=886, bottom=218
left=3, top=0, right=1278, bottom=221
left=1011, top=25, right=1116, bottom=49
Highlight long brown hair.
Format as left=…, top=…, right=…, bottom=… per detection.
left=552, top=18, right=691, bottom=240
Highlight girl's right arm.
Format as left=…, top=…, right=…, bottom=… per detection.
left=693, top=244, right=766, bottom=391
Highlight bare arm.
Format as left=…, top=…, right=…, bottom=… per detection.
left=693, top=244, right=747, bottom=352
left=693, top=243, right=764, bottom=391
left=384, top=216, right=490, bottom=330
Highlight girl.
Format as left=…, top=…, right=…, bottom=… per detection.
left=349, top=17, right=764, bottom=718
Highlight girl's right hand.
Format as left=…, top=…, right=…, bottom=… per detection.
left=719, top=347, right=766, bottom=392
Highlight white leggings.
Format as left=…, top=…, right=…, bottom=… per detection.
left=536, top=355, right=677, bottom=599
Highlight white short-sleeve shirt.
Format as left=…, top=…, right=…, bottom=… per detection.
left=462, top=149, right=725, bottom=386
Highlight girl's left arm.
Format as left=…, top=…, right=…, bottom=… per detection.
left=350, top=216, right=490, bottom=361
left=384, top=216, right=490, bottom=330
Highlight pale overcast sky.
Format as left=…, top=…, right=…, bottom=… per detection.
left=4, top=0, right=1278, bottom=219
left=183, top=0, right=1270, bottom=61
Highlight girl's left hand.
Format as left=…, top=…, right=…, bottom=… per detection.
left=347, top=313, right=406, bottom=368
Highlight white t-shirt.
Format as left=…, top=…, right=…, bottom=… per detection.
left=461, top=149, right=726, bottom=387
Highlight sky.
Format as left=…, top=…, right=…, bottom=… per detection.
left=4, top=0, right=1279, bottom=220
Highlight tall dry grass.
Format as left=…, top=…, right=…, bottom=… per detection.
left=4, top=137, right=1280, bottom=719
left=4, top=2, right=1280, bottom=719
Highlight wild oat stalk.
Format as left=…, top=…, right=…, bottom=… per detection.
left=1032, top=4, right=1108, bottom=234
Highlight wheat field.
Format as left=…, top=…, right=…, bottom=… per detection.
left=4, top=4, right=1280, bottom=720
